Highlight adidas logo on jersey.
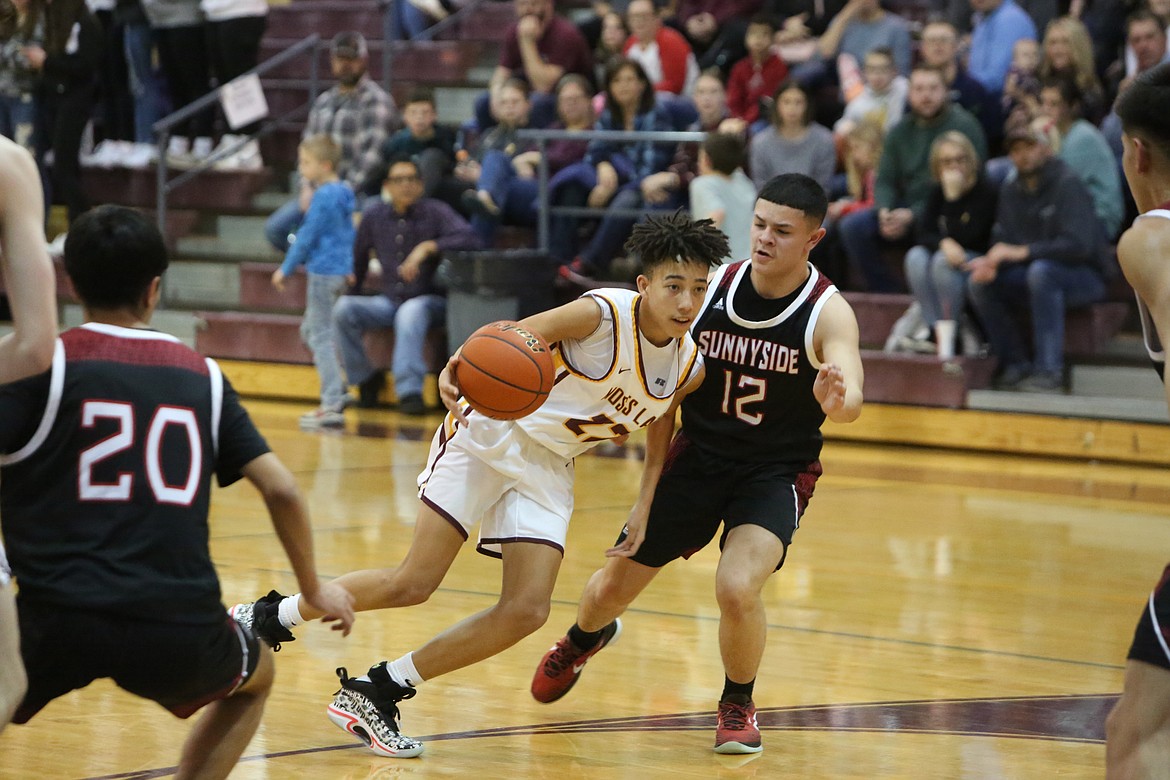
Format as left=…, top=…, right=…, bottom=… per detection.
left=713, top=300, right=725, bottom=310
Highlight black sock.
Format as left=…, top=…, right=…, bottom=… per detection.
left=568, top=623, right=604, bottom=651
left=721, top=677, right=755, bottom=704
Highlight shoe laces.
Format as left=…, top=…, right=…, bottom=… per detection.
left=542, top=638, right=583, bottom=677
left=719, top=701, right=752, bottom=731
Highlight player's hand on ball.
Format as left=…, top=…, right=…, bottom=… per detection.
left=304, top=581, right=356, bottom=636
left=439, top=355, right=469, bottom=425
left=813, top=363, right=846, bottom=416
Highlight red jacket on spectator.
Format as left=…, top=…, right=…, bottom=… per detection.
left=727, top=52, right=788, bottom=124
left=624, top=27, right=695, bottom=95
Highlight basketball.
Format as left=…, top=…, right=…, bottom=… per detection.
left=455, top=321, right=555, bottom=420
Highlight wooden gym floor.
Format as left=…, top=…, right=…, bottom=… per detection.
left=2, top=399, right=1164, bottom=779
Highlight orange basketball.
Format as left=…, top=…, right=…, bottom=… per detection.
left=454, top=321, right=555, bottom=420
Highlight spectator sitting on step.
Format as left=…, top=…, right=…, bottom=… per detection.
left=264, top=31, right=396, bottom=253
left=475, top=0, right=593, bottom=132
left=917, top=20, right=1002, bottom=151
left=749, top=80, right=836, bottom=194
left=968, top=0, right=1038, bottom=99
left=452, top=78, right=542, bottom=218
left=726, top=14, right=789, bottom=128
left=832, top=46, right=907, bottom=136
left=359, top=87, right=457, bottom=202
left=900, top=131, right=997, bottom=356
left=669, top=0, right=759, bottom=77
left=270, top=134, right=355, bottom=430
left=335, top=155, right=481, bottom=415
left=965, top=118, right=1106, bottom=392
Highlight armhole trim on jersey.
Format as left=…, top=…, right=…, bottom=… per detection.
left=727, top=262, right=821, bottom=330
left=0, top=339, right=66, bottom=467
left=206, top=358, right=223, bottom=459
left=560, top=292, right=621, bottom=382
left=694, top=262, right=737, bottom=325
left=679, top=337, right=702, bottom=389
left=803, top=285, right=839, bottom=371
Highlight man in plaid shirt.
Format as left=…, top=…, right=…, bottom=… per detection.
left=265, top=31, right=397, bottom=252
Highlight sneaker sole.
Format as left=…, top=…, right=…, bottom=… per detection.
left=714, top=740, right=763, bottom=754
left=533, top=618, right=622, bottom=704
left=326, top=704, right=424, bottom=758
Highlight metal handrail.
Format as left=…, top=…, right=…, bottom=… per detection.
left=514, top=128, right=708, bottom=252
left=152, top=33, right=323, bottom=237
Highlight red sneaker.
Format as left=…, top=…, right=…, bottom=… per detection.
left=530, top=619, right=621, bottom=703
left=714, top=699, right=763, bottom=754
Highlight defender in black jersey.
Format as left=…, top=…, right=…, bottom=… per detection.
left=0, top=137, right=60, bottom=733
left=532, top=174, right=865, bottom=755
left=1107, top=64, right=1170, bottom=779
left=0, top=206, right=355, bottom=779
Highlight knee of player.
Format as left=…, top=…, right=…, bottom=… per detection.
left=496, top=597, right=552, bottom=635
left=714, top=576, right=761, bottom=611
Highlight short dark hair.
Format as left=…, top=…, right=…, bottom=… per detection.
left=747, top=13, right=775, bottom=32
left=1116, top=61, right=1170, bottom=159
left=625, top=209, right=728, bottom=274
left=1127, top=8, right=1166, bottom=35
left=702, top=132, right=745, bottom=175
left=64, top=206, right=169, bottom=310
left=404, top=86, right=436, bottom=107
left=757, top=173, right=828, bottom=224
left=1040, top=75, right=1083, bottom=112
left=771, top=79, right=813, bottom=126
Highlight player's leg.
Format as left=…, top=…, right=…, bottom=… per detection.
left=1106, top=660, right=1170, bottom=779
left=0, top=581, right=27, bottom=732
left=174, top=644, right=274, bottom=780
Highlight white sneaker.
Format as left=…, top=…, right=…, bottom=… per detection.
left=166, top=136, right=192, bottom=168
left=46, top=233, right=67, bottom=257
left=123, top=142, right=158, bottom=170
left=299, top=408, right=345, bottom=429
left=408, top=0, right=449, bottom=18
left=192, top=136, right=214, bottom=159
left=214, top=138, right=264, bottom=171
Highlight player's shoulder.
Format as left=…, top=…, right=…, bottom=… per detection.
left=62, top=324, right=210, bottom=374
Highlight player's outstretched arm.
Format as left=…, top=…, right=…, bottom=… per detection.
left=0, top=138, right=57, bottom=384
left=813, top=294, right=864, bottom=424
left=240, top=452, right=355, bottom=635
left=1119, top=220, right=1170, bottom=408
left=608, top=366, right=705, bottom=558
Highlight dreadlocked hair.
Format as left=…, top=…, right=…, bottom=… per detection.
left=624, top=208, right=728, bottom=276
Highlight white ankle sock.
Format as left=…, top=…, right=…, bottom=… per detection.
left=277, top=593, right=305, bottom=628
left=388, top=653, right=425, bottom=688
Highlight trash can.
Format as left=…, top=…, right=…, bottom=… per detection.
left=440, top=249, right=557, bottom=354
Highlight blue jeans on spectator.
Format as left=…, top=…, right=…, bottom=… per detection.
left=966, top=258, right=1106, bottom=376
left=0, top=93, right=37, bottom=152
left=124, top=21, right=168, bottom=144
left=578, top=185, right=684, bottom=271
left=837, top=206, right=908, bottom=292
left=391, top=0, right=433, bottom=39
left=904, top=245, right=976, bottom=326
left=266, top=198, right=304, bottom=252
left=334, top=293, right=446, bottom=400
left=471, top=150, right=539, bottom=244
left=302, top=273, right=349, bottom=412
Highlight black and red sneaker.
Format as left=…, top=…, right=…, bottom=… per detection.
left=530, top=619, right=622, bottom=703
left=714, top=698, right=763, bottom=754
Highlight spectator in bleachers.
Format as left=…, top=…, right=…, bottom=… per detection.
left=726, top=14, right=788, bottom=128
left=917, top=20, right=1001, bottom=149
left=689, top=131, right=756, bottom=262
left=335, top=155, right=481, bottom=415
left=28, top=0, right=101, bottom=226
left=477, top=0, right=593, bottom=132
left=764, top=0, right=848, bottom=49
left=969, top=0, right=1038, bottom=99
left=360, top=87, right=456, bottom=201
left=143, top=0, right=212, bottom=163
left=119, top=0, right=167, bottom=153
left=390, top=0, right=446, bottom=40
left=966, top=118, right=1106, bottom=391
left=832, top=46, right=906, bottom=135
left=464, top=73, right=595, bottom=246
left=593, top=10, right=629, bottom=88
left=670, top=0, right=759, bottom=76
left=1119, top=0, right=1170, bottom=84
left=1110, top=10, right=1170, bottom=98
left=1038, top=16, right=1105, bottom=124
left=271, top=134, right=355, bottom=429
left=750, top=80, right=837, bottom=193
left=202, top=0, right=267, bottom=170
left=900, top=131, right=997, bottom=354
left=551, top=56, right=673, bottom=277
left=1002, top=38, right=1042, bottom=129
left=798, top=0, right=912, bottom=92
left=624, top=0, right=698, bottom=98
left=838, top=64, right=988, bottom=292
left=90, top=0, right=133, bottom=150
left=0, top=0, right=44, bottom=154
left=454, top=78, right=541, bottom=213
left=816, top=119, right=882, bottom=287
left=264, top=31, right=396, bottom=253
left=1038, top=77, right=1122, bottom=241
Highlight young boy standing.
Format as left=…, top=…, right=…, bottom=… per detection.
left=231, top=211, right=731, bottom=757
left=272, top=134, right=356, bottom=429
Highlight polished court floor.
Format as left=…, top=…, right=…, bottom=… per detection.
left=2, top=400, right=1166, bottom=779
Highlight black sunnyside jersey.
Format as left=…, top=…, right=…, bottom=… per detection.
left=0, top=324, right=270, bottom=624
left=681, top=260, right=838, bottom=466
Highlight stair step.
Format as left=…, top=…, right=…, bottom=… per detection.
left=61, top=305, right=200, bottom=347
left=174, top=235, right=283, bottom=263
left=265, top=0, right=383, bottom=41
left=1070, top=364, right=1164, bottom=400
left=860, top=350, right=996, bottom=409
left=258, top=39, right=484, bottom=83
left=967, top=388, right=1170, bottom=423
left=164, top=261, right=241, bottom=309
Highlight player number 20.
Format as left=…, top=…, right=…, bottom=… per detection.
left=78, top=400, right=203, bottom=504
left=720, top=370, right=766, bottom=425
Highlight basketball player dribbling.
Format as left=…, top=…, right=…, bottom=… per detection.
left=530, top=173, right=864, bottom=754
left=0, top=137, right=59, bottom=731
left=0, top=205, right=355, bottom=778
left=231, top=211, right=729, bottom=757
left=1105, top=62, right=1170, bottom=779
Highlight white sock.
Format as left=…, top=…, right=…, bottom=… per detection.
left=277, top=593, right=305, bottom=628
left=388, top=653, right=425, bottom=688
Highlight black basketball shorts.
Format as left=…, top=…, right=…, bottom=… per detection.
left=625, top=431, right=823, bottom=569
left=1127, top=563, right=1170, bottom=671
left=13, top=599, right=260, bottom=724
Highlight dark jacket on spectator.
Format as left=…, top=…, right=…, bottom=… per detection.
left=916, top=174, right=998, bottom=253
left=993, top=157, right=1102, bottom=268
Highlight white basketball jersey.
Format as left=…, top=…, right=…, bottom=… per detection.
left=1133, top=209, right=1170, bottom=364
left=516, top=288, right=703, bottom=459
